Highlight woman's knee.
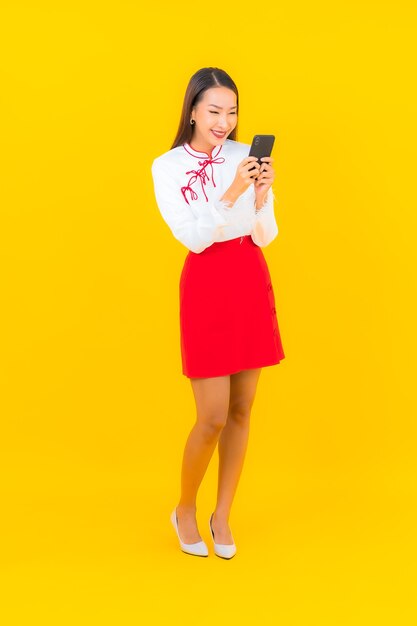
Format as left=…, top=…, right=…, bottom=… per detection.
left=197, top=413, right=228, bottom=441
left=190, top=376, right=230, bottom=440
left=228, top=401, right=252, bottom=425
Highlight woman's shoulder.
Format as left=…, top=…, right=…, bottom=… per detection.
left=152, top=144, right=184, bottom=170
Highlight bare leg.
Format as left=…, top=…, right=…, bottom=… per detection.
left=176, top=374, right=230, bottom=543
left=212, top=368, right=262, bottom=544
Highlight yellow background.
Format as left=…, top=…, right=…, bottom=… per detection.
left=1, top=1, right=416, bottom=624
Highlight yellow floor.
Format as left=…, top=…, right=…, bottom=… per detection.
left=1, top=458, right=416, bottom=625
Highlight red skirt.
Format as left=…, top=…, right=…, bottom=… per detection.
left=179, top=235, right=285, bottom=378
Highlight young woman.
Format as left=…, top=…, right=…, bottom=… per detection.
left=151, top=67, right=285, bottom=559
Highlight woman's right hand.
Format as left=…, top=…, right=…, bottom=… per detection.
left=230, top=156, right=260, bottom=197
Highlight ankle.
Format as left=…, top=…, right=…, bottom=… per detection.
left=213, top=510, right=230, bottom=524
left=177, top=503, right=197, bottom=514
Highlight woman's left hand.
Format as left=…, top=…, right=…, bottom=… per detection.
left=254, top=156, right=275, bottom=202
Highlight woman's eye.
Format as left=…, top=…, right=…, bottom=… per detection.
left=209, top=111, right=218, bottom=114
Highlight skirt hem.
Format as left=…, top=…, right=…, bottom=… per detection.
left=182, top=356, right=285, bottom=379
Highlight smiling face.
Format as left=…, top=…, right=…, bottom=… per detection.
left=190, top=86, right=238, bottom=155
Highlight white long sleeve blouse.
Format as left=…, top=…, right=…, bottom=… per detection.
left=151, top=138, right=279, bottom=254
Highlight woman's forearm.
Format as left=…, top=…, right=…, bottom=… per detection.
left=220, top=185, right=239, bottom=208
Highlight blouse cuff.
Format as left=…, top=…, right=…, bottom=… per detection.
left=254, top=187, right=275, bottom=216
left=210, top=197, right=235, bottom=225
left=196, top=196, right=237, bottom=235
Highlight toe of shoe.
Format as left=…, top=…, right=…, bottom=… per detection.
left=214, top=543, right=237, bottom=559
left=181, top=541, right=209, bottom=557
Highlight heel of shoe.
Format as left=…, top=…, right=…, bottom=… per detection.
left=170, top=508, right=209, bottom=557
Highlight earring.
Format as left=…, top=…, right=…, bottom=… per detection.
left=190, top=118, right=195, bottom=125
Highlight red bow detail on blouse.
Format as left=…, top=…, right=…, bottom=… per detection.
left=181, top=156, right=225, bottom=204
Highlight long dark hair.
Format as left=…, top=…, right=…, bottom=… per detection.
left=170, top=67, right=239, bottom=150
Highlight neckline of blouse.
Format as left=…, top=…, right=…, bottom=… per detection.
left=183, top=142, right=225, bottom=160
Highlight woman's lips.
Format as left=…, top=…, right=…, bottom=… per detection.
left=211, top=130, right=226, bottom=138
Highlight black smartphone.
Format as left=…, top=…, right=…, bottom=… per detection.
left=248, top=134, right=275, bottom=175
